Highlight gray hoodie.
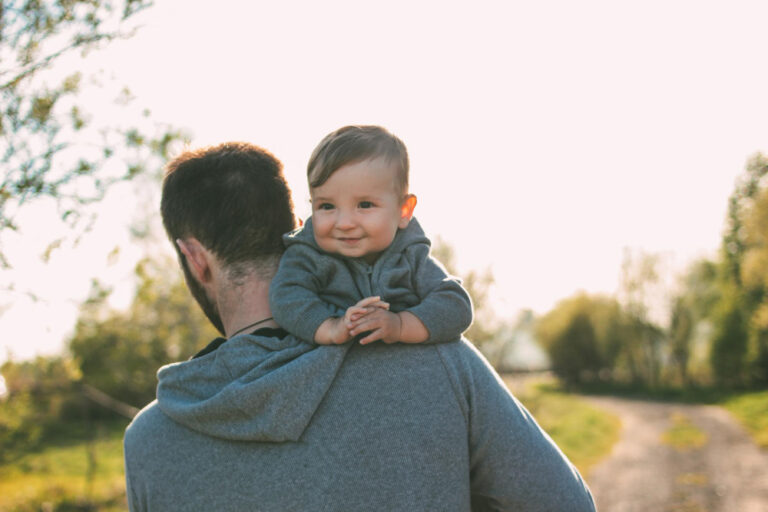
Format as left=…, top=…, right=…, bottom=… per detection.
left=268, top=217, right=473, bottom=343
left=124, top=329, right=596, bottom=511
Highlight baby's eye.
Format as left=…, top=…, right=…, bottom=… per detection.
left=317, top=203, right=335, bottom=211
left=358, top=201, right=374, bottom=209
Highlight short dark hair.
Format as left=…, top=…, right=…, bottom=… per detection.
left=307, top=125, right=409, bottom=197
left=161, top=142, right=296, bottom=278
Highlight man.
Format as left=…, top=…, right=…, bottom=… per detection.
left=123, top=142, right=596, bottom=511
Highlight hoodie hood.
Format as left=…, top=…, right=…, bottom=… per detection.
left=156, top=331, right=350, bottom=442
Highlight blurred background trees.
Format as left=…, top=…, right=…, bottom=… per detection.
left=431, top=237, right=503, bottom=352
left=68, top=256, right=219, bottom=407
left=534, top=152, right=768, bottom=391
left=0, top=0, right=198, bottom=466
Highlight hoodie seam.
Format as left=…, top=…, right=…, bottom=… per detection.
left=435, top=344, right=469, bottom=427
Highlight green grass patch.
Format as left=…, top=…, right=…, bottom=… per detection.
left=0, top=419, right=130, bottom=512
left=661, top=413, right=708, bottom=451
left=723, top=389, right=768, bottom=449
left=508, top=378, right=621, bottom=475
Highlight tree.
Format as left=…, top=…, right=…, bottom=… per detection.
left=739, top=161, right=768, bottom=384
left=668, top=258, right=720, bottom=386
left=721, top=153, right=768, bottom=285
left=68, top=256, right=219, bottom=407
left=1, top=0, right=183, bottom=267
left=0, top=355, right=81, bottom=461
left=431, top=237, right=502, bottom=351
left=711, top=152, right=768, bottom=386
left=710, top=290, right=749, bottom=387
left=668, top=296, right=693, bottom=386
left=618, top=249, right=668, bottom=387
left=535, top=293, right=624, bottom=386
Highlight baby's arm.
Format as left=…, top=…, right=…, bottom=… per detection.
left=349, top=245, right=473, bottom=345
left=269, top=244, right=349, bottom=343
left=404, top=244, right=474, bottom=344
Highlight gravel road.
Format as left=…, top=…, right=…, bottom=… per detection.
left=585, top=396, right=768, bottom=512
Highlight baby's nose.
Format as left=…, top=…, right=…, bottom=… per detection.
left=335, top=210, right=356, bottom=229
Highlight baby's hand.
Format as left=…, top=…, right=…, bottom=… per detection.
left=344, top=296, right=390, bottom=326
left=349, top=309, right=402, bottom=345
left=314, top=317, right=352, bottom=345
left=315, top=297, right=390, bottom=345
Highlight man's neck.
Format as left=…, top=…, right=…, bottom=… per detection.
left=216, top=275, right=278, bottom=338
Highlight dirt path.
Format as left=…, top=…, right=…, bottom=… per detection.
left=585, top=396, right=768, bottom=512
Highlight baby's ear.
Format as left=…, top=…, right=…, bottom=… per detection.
left=399, top=194, right=418, bottom=228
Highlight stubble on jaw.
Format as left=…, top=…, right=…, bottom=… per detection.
left=180, top=256, right=225, bottom=335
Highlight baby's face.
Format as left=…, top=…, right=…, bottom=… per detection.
left=311, top=157, right=410, bottom=264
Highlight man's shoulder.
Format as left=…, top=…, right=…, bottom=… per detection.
left=435, top=338, right=494, bottom=375
left=124, top=400, right=171, bottom=449
left=433, top=339, right=511, bottom=402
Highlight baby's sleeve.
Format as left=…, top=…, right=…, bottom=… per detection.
left=404, top=244, right=474, bottom=344
left=269, top=244, right=346, bottom=343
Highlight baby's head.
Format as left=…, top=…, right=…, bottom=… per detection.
left=307, top=125, right=417, bottom=263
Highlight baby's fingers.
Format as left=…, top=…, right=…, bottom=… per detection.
left=354, top=296, right=383, bottom=308
left=369, top=300, right=390, bottom=311
left=359, top=328, right=383, bottom=345
left=348, top=318, right=368, bottom=335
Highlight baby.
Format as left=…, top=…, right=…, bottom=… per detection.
left=269, top=125, right=472, bottom=345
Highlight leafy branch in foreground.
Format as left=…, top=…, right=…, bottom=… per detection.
left=1, top=0, right=185, bottom=268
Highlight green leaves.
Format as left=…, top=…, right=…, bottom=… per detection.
left=68, top=257, right=219, bottom=407
left=1, top=0, right=182, bottom=269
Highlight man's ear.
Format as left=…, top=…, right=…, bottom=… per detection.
left=176, top=238, right=212, bottom=284
left=399, top=194, right=418, bottom=228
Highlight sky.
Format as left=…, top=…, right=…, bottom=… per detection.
left=2, top=0, right=768, bottom=361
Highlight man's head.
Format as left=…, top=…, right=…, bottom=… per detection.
left=161, top=142, right=296, bottom=332
left=307, top=125, right=410, bottom=199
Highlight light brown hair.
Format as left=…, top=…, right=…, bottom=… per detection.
left=307, top=125, right=409, bottom=198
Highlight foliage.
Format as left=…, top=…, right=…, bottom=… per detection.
left=710, top=289, right=749, bottom=387
left=0, top=418, right=129, bottom=512
left=535, top=293, right=626, bottom=386
left=711, top=152, right=768, bottom=386
left=618, top=249, right=669, bottom=387
left=533, top=152, right=768, bottom=391
left=0, top=356, right=82, bottom=463
left=68, top=256, right=219, bottom=408
left=667, top=258, right=721, bottom=385
left=431, top=237, right=502, bottom=350
left=0, top=0, right=184, bottom=267
left=668, top=296, right=694, bottom=385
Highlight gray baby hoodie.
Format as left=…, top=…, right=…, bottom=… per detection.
left=268, top=216, right=473, bottom=343
left=123, top=329, right=596, bottom=511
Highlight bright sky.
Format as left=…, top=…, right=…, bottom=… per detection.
left=2, top=0, right=768, bottom=362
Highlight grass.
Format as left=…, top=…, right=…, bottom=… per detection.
left=506, top=376, right=621, bottom=475
left=0, top=419, right=130, bottom=512
left=723, top=389, right=768, bottom=449
left=661, top=413, right=708, bottom=451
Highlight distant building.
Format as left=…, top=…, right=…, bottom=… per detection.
left=483, top=310, right=550, bottom=373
